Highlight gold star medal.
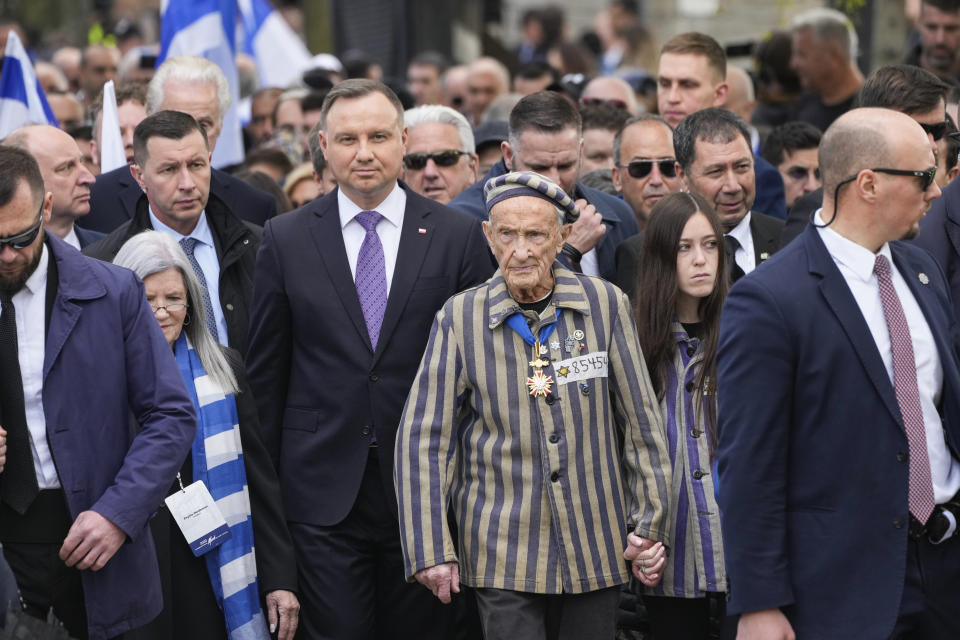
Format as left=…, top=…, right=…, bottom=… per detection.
left=527, top=370, right=554, bottom=397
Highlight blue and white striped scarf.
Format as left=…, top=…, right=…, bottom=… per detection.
left=175, top=334, right=269, bottom=640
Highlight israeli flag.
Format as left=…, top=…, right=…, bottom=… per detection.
left=0, top=31, right=58, bottom=138
left=238, top=0, right=311, bottom=89
left=98, top=80, right=127, bottom=173
left=159, top=0, right=243, bottom=168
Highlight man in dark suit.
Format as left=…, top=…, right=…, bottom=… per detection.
left=615, top=108, right=782, bottom=297
left=81, top=55, right=276, bottom=233
left=782, top=64, right=951, bottom=246
left=718, top=108, right=960, bottom=639
left=3, top=125, right=104, bottom=250
left=449, top=90, right=639, bottom=283
left=84, top=111, right=260, bottom=356
left=915, top=177, right=960, bottom=320
left=0, top=146, right=195, bottom=638
left=245, top=79, right=493, bottom=639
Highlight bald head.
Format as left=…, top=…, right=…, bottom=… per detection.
left=465, top=57, right=510, bottom=123
left=723, top=65, right=755, bottom=123
left=581, top=76, right=639, bottom=115
left=819, top=108, right=898, bottom=194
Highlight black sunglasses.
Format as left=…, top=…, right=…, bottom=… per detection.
left=0, top=203, right=43, bottom=251
left=579, top=97, right=629, bottom=111
left=822, top=166, right=937, bottom=228
left=618, top=159, right=677, bottom=179
left=919, top=120, right=949, bottom=142
left=403, top=150, right=467, bottom=170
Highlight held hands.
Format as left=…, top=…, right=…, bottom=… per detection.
left=58, top=510, right=126, bottom=571
left=566, top=199, right=606, bottom=254
left=623, top=533, right=666, bottom=587
left=736, top=609, right=796, bottom=640
left=265, top=589, right=300, bottom=640
left=0, top=426, right=6, bottom=472
left=414, top=561, right=460, bottom=604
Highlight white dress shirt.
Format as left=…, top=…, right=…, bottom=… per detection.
left=63, top=227, right=81, bottom=251
left=7, top=245, right=60, bottom=488
left=726, top=211, right=756, bottom=274
left=338, top=183, right=406, bottom=294
left=815, top=210, right=960, bottom=503
left=149, top=207, right=229, bottom=347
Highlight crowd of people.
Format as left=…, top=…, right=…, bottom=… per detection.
left=2, top=0, right=960, bottom=638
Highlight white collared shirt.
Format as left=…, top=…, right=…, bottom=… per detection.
left=6, top=245, right=60, bottom=488
left=63, top=227, right=80, bottom=251
left=338, top=183, right=406, bottom=294
left=815, top=210, right=960, bottom=503
left=149, top=207, right=228, bottom=347
left=726, top=211, right=756, bottom=274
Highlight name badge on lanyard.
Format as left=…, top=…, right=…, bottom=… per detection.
left=164, top=477, right=232, bottom=557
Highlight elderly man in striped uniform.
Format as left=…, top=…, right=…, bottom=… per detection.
left=395, top=171, right=672, bottom=639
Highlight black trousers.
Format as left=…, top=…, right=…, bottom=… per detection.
left=289, top=448, right=477, bottom=640
left=889, top=532, right=960, bottom=639
left=474, top=586, right=620, bottom=640
left=644, top=592, right=736, bottom=640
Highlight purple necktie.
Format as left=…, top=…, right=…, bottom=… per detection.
left=355, top=210, right=387, bottom=349
left=874, top=254, right=936, bottom=523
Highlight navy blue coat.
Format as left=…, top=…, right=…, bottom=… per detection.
left=753, top=155, right=787, bottom=220
left=448, top=159, right=640, bottom=282
left=717, top=225, right=960, bottom=638
left=40, top=235, right=196, bottom=638
left=914, top=177, right=960, bottom=321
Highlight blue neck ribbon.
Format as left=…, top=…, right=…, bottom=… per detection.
left=505, top=308, right=562, bottom=348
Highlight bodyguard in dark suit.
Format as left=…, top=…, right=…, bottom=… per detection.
left=449, top=91, right=639, bottom=282
left=246, top=80, right=493, bottom=639
left=915, top=178, right=960, bottom=320
left=718, top=109, right=960, bottom=639
left=84, top=111, right=260, bottom=356
left=80, top=55, right=276, bottom=233
left=0, top=147, right=195, bottom=638
left=3, top=125, right=104, bottom=249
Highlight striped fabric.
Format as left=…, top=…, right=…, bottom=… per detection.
left=648, top=323, right=726, bottom=599
left=175, top=334, right=269, bottom=640
left=395, top=262, right=672, bottom=594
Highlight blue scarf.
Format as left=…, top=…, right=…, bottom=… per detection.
left=175, top=334, right=269, bottom=640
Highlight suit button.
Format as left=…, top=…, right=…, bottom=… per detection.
left=225, top=303, right=234, bottom=311
left=897, top=451, right=907, bottom=462
left=686, top=345, right=696, bottom=357
left=685, top=381, right=694, bottom=392
left=893, top=517, right=904, bottom=529
left=369, top=373, right=379, bottom=382
left=545, top=394, right=556, bottom=405
left=550, top=471, right=560, bottom=482
left=549, top=433, right=560, bottom=444
left=692, top=469, right=705, bottom=480
left=690, top=429, right=701, bottom=438
left=361, top=426, right=371, bottom=436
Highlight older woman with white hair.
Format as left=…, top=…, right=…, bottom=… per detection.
left=113, top=231, right=299, bottom=640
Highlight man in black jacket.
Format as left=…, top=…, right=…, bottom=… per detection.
left=81, top=55, right=276, bottom=233
left=85, top=110, right=260, bottom=356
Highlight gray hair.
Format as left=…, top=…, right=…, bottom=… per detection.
left=613, top=114, right=673, bottom=166
left=403, top=105, right=475, bottom=153
left=147, top=56, right=232, bottom=122
left=112, top=231, right=239, bottom=394
left=791, top=8, right=858, bottom=61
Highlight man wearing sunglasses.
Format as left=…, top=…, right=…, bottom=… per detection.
left=402, top=105, right=478, bottom=205
left=0, top=145, right=195, bottom=638
left=786, top=64, right=951, bottom=246
left=719, top=107, right=960, bottom=640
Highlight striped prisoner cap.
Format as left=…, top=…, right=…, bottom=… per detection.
left=482, top=171, right=580, bottom=223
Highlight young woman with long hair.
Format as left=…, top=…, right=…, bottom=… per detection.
left=634, top=191, right=730, bottom=638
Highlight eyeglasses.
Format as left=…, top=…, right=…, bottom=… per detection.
left=617, top=159, right=677, bottom=179
left=579, top=97, right=629, bottom=111
left=785, top=166, right=820, bottom=182
left=0, top=202, right=44, bottom=251
left=403, top=150, right=467, bottom=170
left=150, top=302, right=187, bottom=314
left=919, top=120, right=949, bottom=142
left=871, top=167, right=938, bottom=191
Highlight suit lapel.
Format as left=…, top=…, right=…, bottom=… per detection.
left=373, top=190, right=434, bottom=364
left=805, top=228, right=903, bottom=426
left=750, top=214, right=777, bottom=265
left=306, top=196, right=373, bottom=351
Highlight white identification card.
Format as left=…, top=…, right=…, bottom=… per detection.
left=164, top=481, right=232, bottom=557
left=553, top=351, right=609, bottom=385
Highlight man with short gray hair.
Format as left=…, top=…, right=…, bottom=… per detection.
left=84, top=55, right=277, bottom=233
left=403, top=105, right=479, bottom=204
